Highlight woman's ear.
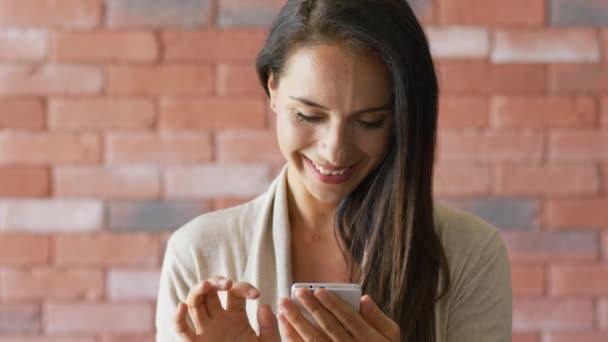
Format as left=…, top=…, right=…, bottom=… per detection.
left=268, top=72, right=277, bottom=111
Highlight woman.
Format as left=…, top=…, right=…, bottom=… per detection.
left=155, top=0, right=512, bottom=341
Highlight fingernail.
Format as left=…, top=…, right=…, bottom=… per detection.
left=249, top=288, right=259, bottom=297
left=279, top=301, right=289, bottom=312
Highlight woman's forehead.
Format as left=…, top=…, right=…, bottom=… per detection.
left=279, top=44, right=392, bottom=106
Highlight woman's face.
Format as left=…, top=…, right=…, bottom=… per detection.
left=268, top=43, right=394, bottom=204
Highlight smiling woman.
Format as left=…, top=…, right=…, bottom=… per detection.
left=155, top=1, right=512, bottom=342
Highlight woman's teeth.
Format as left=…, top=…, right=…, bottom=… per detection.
left=312, top=161, right=349, bottom=176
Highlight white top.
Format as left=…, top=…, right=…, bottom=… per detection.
left=155, top=166, right=512, bottom=341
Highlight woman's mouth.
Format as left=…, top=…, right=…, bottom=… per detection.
left=304, top=156, right=357, bottom=185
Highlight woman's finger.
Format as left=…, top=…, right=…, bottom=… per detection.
left=278, top=312, right=305, bottom=342
left=203, top=275, right=233, bottom=317
left=258, top=304, right=281, bottom=342
left=360, top=295, right=401, bottom=341
left=294, top=288, right=351, bottom=340
left=226, top=281, right=260, bottom=312
left=185, top=280, right=210, bottom=334
left=279, top=297, right=329, bottom=342
left=175, top=302, right=196, bottom=341
left=313, top=289, right=369, bottom=337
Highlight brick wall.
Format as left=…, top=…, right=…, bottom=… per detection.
left=0, top=0, right=606, bottom=341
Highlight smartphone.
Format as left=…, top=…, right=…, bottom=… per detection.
left=290, top=283, right=362, bottom=328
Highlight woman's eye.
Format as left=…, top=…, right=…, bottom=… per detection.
left=295, top=112, right=322, bottom=124
left=358, top=119, right=385, bottom=129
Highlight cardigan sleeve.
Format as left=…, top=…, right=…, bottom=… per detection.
left=446, top=231, right=513, bottom=342
left=155, top=236, right=200, bottom=342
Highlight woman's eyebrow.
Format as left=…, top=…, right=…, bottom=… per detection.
left=289, top=96, right=392, bottom=115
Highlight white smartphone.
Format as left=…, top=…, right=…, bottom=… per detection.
left=290, top=283, right=362, bottom=328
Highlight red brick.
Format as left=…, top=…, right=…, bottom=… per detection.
left=44, top=303, right=152, bottom=333
left=603, top=30, right=607, bottom=62
left=493, top=29, right=600, bottom=63
left=490, top=96, right=597, bottom=128
left=0, top=233, right=49, bottom=266
left=216, top=130, right=283, bottom=162
left=437, top=131, right=544, bottom=163
left=164, top=164, right=271, bottom=198
left=545, top=332, right=608, bottom=342
left=55, top=233, right=160, bottom=267
left=549, top=264, right=608, bottom=296
left=511, top=264, right=545, bottom=296
left=217, top=63, right=265, bottom=96
left=0, top=304, right=39, bottom=333
left=52, top=31, right=157, bottom=62
left=600, top=299, right=608, bottom=330
left=160, top=98, right=266, bottom=130
left=544, top=198, right=608, bottom=229
left=0, top=132, right=101, bottom=164
left=49, top=99, right=155, bottom=130
left=0, top=65, right=103, bottom=95
left=106, top=0, right=211, bottom=28
left=427, top=27, right=489, bottom=59
left=0, top=99, right=45, bottom=129
left=513, top=333, right=540, bottom=342
left=107, top=269, right=160, bottom=300
left=438, top=96, right=488, bottom=129
left=0, top=0, right=102, bottom=28
left=436, top=61, right=546, bottom=95
left=0, top=268, right=103, bottom=301
left=550, top=131, right=608, bottom=161
left=0, top=199, right=103, bottom=232
left=211, top=197, right=255, bottom=211
left=107, top=65, right=213, bottom=96
left=502, top=231, right=599, bottom=263
left=513, top=298, right=593, bottom=331
left=54, top=166, right=160, bottom=199
left=0, top=29, right=46, bottom=60
left=549, top=64, right=608, bottom=94
left=602, top=96, right=608, bottom=127
left=438, top=0, right=545, bottom=26
left=163, top=29, right=267, bottom=62
left=433, top=164, right=490, bottom=196
left=603, top=162, right=608, bottom=194
left=0, top=167, right=49, bottom=197
left=0, top=337, right=95, bottom=342
left=106, top=132, right=212, bottom=164
left=495, top=164, right=599, bottom=195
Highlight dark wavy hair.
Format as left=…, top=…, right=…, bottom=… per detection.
left=255, top=1, right=451, bottom=341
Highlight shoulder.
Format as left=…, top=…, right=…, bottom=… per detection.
left=166, top=194, right=267, bottom=265
left=434, top=202, right=504, bottom=253
left=433, top=203, right=508, bottom=281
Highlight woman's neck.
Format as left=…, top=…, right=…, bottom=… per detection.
left=286, top=166, right=338, bottom=238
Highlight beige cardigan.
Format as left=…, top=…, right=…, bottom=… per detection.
left=155, top=166, right=512, bottom=341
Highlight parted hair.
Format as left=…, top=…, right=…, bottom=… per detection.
left=256, top=1, right=451, bottom=341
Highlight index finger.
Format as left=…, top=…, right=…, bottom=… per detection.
left=360, top=295, right=400, bottom=341
left=226, top=281, right=260, bottom=312
left=313, top=289, right=369, bottom=336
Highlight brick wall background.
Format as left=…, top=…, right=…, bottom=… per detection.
left=0, top=0, right=606, bottom=341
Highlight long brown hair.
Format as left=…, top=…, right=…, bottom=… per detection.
left=256, top=1, right=451, bottom=341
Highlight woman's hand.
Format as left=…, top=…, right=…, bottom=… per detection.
left=278, top=288, right=400, bottom=342
left=174, top=276, right=281, bottom=342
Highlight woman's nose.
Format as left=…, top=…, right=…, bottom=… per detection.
left=318, top=122, right=351, bottom=166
